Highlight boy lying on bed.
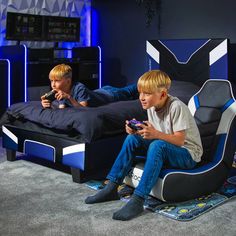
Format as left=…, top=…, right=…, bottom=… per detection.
left=41, top=64, right=138, bottom=109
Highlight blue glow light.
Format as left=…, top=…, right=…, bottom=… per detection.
left=23, top=44, right=27, bottom=101
left=98, top=46, right=102, bottom=88
left=6, top=59, right=11, bottom=107
left=91, top=8, right=102, bottom=87
left=85, top=4, right=91, bottom=46
left=91, top=8, right=99, bottom=46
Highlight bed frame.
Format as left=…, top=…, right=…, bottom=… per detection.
left=2, top=124, right=126, bottom=183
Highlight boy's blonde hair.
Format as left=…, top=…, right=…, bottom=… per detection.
left=49, top=64, right=72, bottom=80
left=137, top=70, right=171, bottom=93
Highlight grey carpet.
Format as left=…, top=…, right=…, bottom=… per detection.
left=0, top=140, right=236, bottom=235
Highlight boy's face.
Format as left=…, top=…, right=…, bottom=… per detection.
left=139, top=90, right=167, bottom=110
left=49, top=76, right=71, bottom=92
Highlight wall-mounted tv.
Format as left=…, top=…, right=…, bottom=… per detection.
left=6, top=12, right=80, bottom=42
left=6, top=12, right=43, bottom=41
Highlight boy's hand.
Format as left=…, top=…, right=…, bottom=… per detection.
left=125, top=120, right=138, bottom=134
left=55, top=90, right=71, bottom=100
left=41, top=95, right=52, bottom=108
left=137, top=121, right=158, bottom=139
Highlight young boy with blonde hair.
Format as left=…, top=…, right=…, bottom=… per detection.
left=85, top=70, right=203, bottom=221
left=41, top=64, right=138, bottom=108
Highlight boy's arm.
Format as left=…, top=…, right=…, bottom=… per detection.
left=55, top=90, right=88, bottom=107
left=67, top=96, right=88, bottom=107
left=138, top=122, right=186, bottom=146
left=151, top=130, right=185, bottom=146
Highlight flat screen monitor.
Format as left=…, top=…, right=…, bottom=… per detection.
left=6, top=12, right=42, bottom=41
left=45, top=16, right=80, bottom=42
left=6, top=12, right=80, bottom=42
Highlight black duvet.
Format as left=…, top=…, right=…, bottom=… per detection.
left=0, top=80, right=201, bottom=142
left=1, top=100, right=147, bottom=142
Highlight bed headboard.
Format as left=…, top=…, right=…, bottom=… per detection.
left=146, top=39, right=229, bottom=87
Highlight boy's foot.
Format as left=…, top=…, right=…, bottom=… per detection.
left=85, top=181, right=119, bottom=204
left=112, top=194, right=144, bottom=221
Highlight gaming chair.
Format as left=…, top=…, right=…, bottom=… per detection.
left=124, top=79, right=236, bottom=202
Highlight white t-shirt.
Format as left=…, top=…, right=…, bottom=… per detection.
left=147, top=95, right=203, bottom=162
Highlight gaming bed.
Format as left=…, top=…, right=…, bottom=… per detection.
left=1, top=38, right=229, bottom=183
left=1, top=99, right=147, bottom=183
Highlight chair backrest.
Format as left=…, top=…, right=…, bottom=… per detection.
left=188, top=79, right=236, bottom=166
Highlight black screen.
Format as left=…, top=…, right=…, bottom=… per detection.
left=6, top=12, right=80, bottom=42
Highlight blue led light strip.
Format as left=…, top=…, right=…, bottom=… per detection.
left=23, top=45, right=27, bottom=101
left=98, top=46, right=102, bottom=88
left=6, top=59, right=11, bottom=107
left=91, top=8, right=98, bottom=47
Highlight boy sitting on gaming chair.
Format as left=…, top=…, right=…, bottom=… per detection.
left=84, top=69, right=203, bottom=221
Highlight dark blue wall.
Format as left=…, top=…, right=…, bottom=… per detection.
left=92, top=0, right=236, bottom=86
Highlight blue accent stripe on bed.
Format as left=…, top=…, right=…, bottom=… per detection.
left=209, top=54, right=228, bottom=79
left=62, top=144, right=85, bottom=170
left=2, top=133, right=18, bottom=151
left=148, top=56, right=160, bottom=70
left=24, top=140, right=55, bottom=162
left=62, top=152, right=85, bottom=170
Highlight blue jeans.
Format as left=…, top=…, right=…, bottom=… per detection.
left=107, top=134, right=196, bottom=199
left=100, top=84, right=138, bottom=101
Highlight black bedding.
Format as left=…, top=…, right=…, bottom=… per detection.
left=0, top=80, right=200, bottom=143
left=1, top=99, right=147, bottom=142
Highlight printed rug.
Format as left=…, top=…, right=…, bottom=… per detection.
left=85, top=175, right=236, bottom=221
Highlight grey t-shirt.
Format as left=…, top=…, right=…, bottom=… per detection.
left=147, top=95, right=203, bottom=162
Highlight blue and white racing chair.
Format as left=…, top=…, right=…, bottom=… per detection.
left=124, top=79, right=236, bottom=202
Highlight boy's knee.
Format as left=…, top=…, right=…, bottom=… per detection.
left=124, top=134, right=142, bottom=146
left=125, top=134, right=139, bottom=142
left=149, top=140, right=167, bottom=151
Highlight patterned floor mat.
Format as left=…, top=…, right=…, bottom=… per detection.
left=85, top=176, right=236, bottom=221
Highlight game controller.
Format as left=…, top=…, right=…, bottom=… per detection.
left=43, top=90, right=57, bottom=102
left=128, top=120, right=146, bottom=131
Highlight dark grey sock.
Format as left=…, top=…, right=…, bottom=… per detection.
left=112, top=194, right=144, bottom=221
left=85, top=181, right=119, bottom=204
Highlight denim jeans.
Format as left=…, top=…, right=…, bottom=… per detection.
left=107, top=134, right=196, bottom=199
left=100, top=84, right=138, bottom=101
